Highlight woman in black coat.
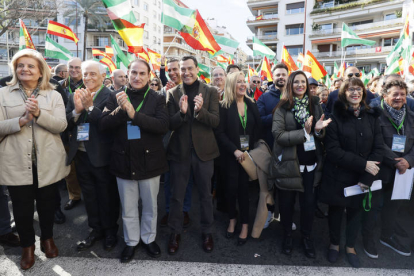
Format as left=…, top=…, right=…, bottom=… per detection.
left=215, top=71, right=261, bottom=245
left=271, top=71, right=331, bottom=258
left=363, top=80, right=414, bottom=258
left=319, top=77, right=383, bottom=268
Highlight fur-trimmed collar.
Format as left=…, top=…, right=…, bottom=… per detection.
left=333, top=100, right=381, bottom=120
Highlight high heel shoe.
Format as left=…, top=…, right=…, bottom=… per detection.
left=226, top=230, right=234, bottom=239
left=237, top=236, right=248, bottom=246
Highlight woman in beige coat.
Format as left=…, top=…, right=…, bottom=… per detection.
left=0, top=49, right=69, bottom=270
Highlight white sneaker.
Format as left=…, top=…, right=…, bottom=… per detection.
left=263, top=211, right=274, bottom=229
left=292, top=222, right=297, bottom=231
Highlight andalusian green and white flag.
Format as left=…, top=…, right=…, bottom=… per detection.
left=211, top=35, right=239, bottom=56
left=332, top=61, right=339, bottom=79
left=162, top=0, right=195, bottom=33
left=102, top=0, right=137, bottom=23
left=253, top=37, right=276, bottom=59
left=370, top=67, right=380, bottom=77
left=324, top=73, right=331, bottom=88
left=110, top=35, right=129, bottom=68
left=385, top=56, right=400, bottom=75
left=341, top=23, right=375, bottom=48
left=361, top=69, right=371, bottom=86
left=387, top=15, right=411, bottom=67
left=45, top=36, right=72, bottom=60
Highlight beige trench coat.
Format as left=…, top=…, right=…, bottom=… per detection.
left=0, top=83, right=70, bottom=187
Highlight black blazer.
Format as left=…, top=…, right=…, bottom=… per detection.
left=100, top=88, right=169, bottom=181
left=215, top=97, right=262, bottom=174
left=66, top=86, right=113, bottom=167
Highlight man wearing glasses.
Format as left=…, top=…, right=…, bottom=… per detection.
left=110, top=69, right=127, bottom=93
left=60, top=57, right=85, bottom=212
left=211, top=67, right=226, bottom=100
left=248, top=75, right=262, bottom=99
left=325, top=66, right=375, bottom=115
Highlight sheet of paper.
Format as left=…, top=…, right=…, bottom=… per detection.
left=344, top=180, right=382, bottom=197
left=391, top=168, right=414, bottom=200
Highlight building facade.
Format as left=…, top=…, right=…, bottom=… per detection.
left=246, top=0, right=414, bottom=74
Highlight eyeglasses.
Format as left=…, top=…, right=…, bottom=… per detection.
left=213, top=73, right=225, bottom=78
left=347, top=73, right=361, bottom=78
left=347, top=87, right=363, bottom=93
left=252, top=81, right=260, bottom=84
left=150, top=83, right=158, bottom=86
left=69, top=66, right=81, bottom=70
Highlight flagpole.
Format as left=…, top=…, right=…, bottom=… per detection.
left=4, top=1, right=10, bottom=74
left=164, top=32, right=179, bottom=56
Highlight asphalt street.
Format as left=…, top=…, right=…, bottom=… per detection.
left=1, top=181, right=414, bottom=276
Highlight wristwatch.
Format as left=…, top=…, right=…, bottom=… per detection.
left=88, top=106, right=94, bottom=112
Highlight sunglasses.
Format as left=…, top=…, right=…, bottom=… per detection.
left=150, top=83, right=158, bottom=86
left=252, top=81, right=260, bottom=84
left=347, top=73, right=361, bottom=78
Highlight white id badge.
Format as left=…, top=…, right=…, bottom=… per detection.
left=392, top=134, right=406, bottom=153
left=304, top=135, right=316, bottom=151
left=77, top=123, right=90, bottom=141
left=240, top=135, right=250, bottom=151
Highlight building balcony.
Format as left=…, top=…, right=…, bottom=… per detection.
left=310, top=18, right=404, bottom=38
left=311, top=0, right=404, bottom=16
left=247, top=0, right=279, bottom=9
left=246, top=15, right=279, bottom=32
left=311, top=45, right=394, bottom=59
left=164, top=42, right=196, bottom=54
left=246, top=34, right=278, bottom=44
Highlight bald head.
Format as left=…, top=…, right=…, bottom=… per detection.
left=111, top=69, right=127, bottom=90
left=68, top=57, right=82, bottom=82
left=344, top=66, right=360, bottom=80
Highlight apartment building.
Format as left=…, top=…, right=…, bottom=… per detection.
left=246, top=0, right=313, bottom=68
left=246, top=0, right=414, bottom=74
left=310, top=0, right=414, bottom=74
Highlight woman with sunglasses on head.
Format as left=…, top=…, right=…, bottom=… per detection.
left=150, top=78, right=163, bottom=93
left=270, top=71, right=331, bottom=258
left=319, top=77, right=383, bottom=268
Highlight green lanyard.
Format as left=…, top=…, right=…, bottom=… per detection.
left=238, top=102, right=247, bottom=131
left=380, top=99, right=405, bottom=134
left=83, top=85, right=104, bottom=121
left=68, top=76, right=84, bottom=94
left=363, top=188, right=372, bottom=212
left=125, top=86, right=150, bottom=112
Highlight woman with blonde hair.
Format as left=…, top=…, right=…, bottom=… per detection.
left=215, top=72, right=262, bottom=245
left=0, top=49, right=69, bottom=270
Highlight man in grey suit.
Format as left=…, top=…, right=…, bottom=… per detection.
left=66, top=60, right=119, bottom=252
left=166, top=56, right=220, bottom=254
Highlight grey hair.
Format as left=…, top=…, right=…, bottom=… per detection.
left=81, top=60, right=106, bottom=74
left=55, top=63, right=67, bottom=74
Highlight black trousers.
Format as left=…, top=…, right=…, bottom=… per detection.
left=328, top=205, right=362, bottom=248
left=8, top=165, right=57, bottom=247
left=362, top=183, right=403, bottom=239
left=75, top=151, right=119, bottom=236
left=278, top=169, right=315, bottom=237
left=226, top=162, right=249, bottom=224
left=169, top=149, right=214, bottom=234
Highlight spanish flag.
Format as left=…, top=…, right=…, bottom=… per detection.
left=281, top=46, right=298, bottom=73
left=228, top=56, right=235, bottom=65
left=179, top=10, right=221, bottom=56
left=112, top=19, right=145, bottom=53
left=216, top=55, right=228, bottom=63
left=337, top=62, right=346, bottom=78
left=105, top=46, right=114, bottom=57
left=19, top=19, right=36, bottom=50
left=147, top=48, right=161, bottom=71
left=256, top=15, right=264, bottom=20
left=47, top=20, right=79, bottom=44
left=305, top=51, right=327, bottom=81
left=259, top=56, right=273, bottom=82
left=100, top=56, right=117, bottom=73
left=137, top=49, right=150, bottom=62
left=92, top=48, right=109, bottom=58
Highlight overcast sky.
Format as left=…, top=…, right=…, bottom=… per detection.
left=180, top=0, right=254, bottom=55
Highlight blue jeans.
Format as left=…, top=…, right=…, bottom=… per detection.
left=164, top=169, right=193, bottom=213
left=0, top=186, right=12, bottom=235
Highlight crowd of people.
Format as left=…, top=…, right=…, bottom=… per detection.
left=0, top=48, right=414, bottom=270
